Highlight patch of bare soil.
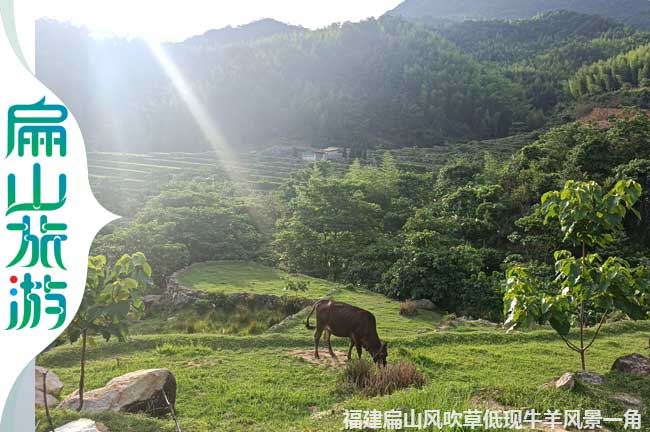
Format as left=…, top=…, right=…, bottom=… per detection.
left=288, top=349, right=348, bottom=367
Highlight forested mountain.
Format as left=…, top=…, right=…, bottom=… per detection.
left=37, top=17, right=530, bottom=152
left=389, top=0, right=650, bottom=30
left=183, top=19, right=305, bottom=46
left=36, top=10, right=650, bottom=153
left=437, top=11, right=650, bottom=112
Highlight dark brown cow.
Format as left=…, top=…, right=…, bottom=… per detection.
left=305, top=300, right=387, bottom=365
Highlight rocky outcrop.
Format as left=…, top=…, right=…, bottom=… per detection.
left=35, top=366, right=64, bottom=409
left=165, top=275, right=209, bottom=309
left=59, top=369, right=176, bottom=416
left=55, top=419, right=110, bottom=432
left=612, top=353, right=650, bottom=376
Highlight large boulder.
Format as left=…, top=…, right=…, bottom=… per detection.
left=35, top=366, right=64, bottom=397
left=55, top=419, right=110, bottom=432
left=612, top=354, right=650, bottom=376
left=35, top=389, right=59, bottom=409
left=59, top=369, right=176, bottom=416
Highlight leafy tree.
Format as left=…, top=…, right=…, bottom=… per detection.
left=383, top=229, right=503, bottom=317
left=504, top=180, right=647, bottom=370
left=570, top=43, right=650, bottom=97
left=67, top=253, right=152, bottom=410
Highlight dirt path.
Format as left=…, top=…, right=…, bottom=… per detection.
left=288, top=349, right=348, bottom=367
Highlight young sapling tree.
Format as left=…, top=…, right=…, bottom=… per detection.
left=504, top=180, right=647, bottom=371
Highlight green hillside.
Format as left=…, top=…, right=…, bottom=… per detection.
left=389, top=0, right=650, bottom=30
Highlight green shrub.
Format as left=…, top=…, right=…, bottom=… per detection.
left=284, top=279, right=309, bottom=295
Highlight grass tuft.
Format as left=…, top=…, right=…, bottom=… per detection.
left=399, top=301, right=418, bottom=317
left=342, top=358, right=426, bottom=396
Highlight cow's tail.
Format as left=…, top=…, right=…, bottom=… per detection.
left=305, top=299, right=326, bottom=330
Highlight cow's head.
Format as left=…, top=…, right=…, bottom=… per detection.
left=372, top=342, right=388, bottom=367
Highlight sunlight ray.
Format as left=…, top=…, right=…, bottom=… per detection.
left=145, top=37, right=246, bottom=185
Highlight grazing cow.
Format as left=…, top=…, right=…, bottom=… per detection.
left=305, top=300, right=388, bottom=365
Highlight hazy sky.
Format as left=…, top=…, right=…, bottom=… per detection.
left=36, top=0, right=404, bottom=42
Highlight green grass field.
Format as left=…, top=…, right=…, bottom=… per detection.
left=38, top=323, right=650, bottom=431
left=176, top=261, right=443, bottom=337
left=37, top=261, right=650, bottom=431
left=177, top=261, right=336, bottom=298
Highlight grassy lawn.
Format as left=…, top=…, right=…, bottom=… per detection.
left=38, top=322, right=650, bottom=432
left=37, top=261, right=650, bottom=431
left=176, top=261, right=443, bottom=337
left=177, top=261, right=337, bottom=298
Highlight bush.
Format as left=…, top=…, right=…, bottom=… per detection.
left=342, top=359, right=426, bottom=396
left=399, top=301, right=417, bottom=316
left=382, top=244, right=504, bottom=319
left=284, top=279, right=309, bottom=295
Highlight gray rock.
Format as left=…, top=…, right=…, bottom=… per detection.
left=413, top=299, right=436, bottom=311
left=59, top=369, right=176, bottom=416
left=35, top=366, right=64, bottom=397
left=55, top=419, right=110, bottom=432
left=555, top=372, right=575, bottom=391
left=576, top=371, right=606, bottom=386
left=35, top=389, right=58, bottom=409
left=611, top=393, right=644, bottom=410
left=612, top=353, right=650, bottom=376
left=142, top=295, right=163, bottom=313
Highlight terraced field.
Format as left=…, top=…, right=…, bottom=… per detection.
left=87, top=151, right=321, bottom=193
left=87, top=134, right=535, bottom=195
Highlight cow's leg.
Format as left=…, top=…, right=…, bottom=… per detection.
left=356, top=342, right=362, bottom=359
left=314, top=326, right=324, bottom=359
left=347, top=338, right=354, bottom=360
left=326, top=331, right=337, bottom=358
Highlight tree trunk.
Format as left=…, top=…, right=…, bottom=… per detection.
left=579, top=303, right=586, bottom=371
left=43, top=371, right=55, bottom=432
left=579, top=241, right=587, bottom=371
left=78, top=329, right=87, bottom=411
